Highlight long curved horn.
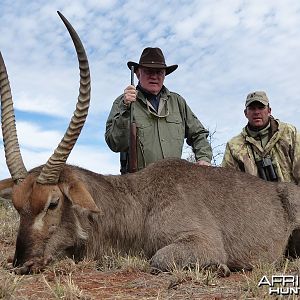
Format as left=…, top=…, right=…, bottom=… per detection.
left=36, top=11, right=91, bottom=184
left=0, top=52, right=28, bottom=183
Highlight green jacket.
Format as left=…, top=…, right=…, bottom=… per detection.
left=222, top=118, right=300, bottom=184
left=105, top=86, right=212, bottom=170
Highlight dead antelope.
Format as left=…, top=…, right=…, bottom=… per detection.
left=1, top=12, right=300, bottom=277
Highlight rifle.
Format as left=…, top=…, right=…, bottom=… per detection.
left=128, top=66, right=138, bottom=173
left=119, top=66, right=137, bottom=174
left=119, top=152, right=128, bottom=175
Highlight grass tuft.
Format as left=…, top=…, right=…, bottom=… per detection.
left=96, top=251, right=150, bottom=272
left=43, top=272, right=91, bottom=300
left=0, top=269, right=23, bottom=299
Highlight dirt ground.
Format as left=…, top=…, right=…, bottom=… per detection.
left=12, top=269, right=246, bottom=300
left=0, top=240, right=249, bottom=300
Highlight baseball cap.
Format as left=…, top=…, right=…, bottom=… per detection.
left=245, top=91, right=269, bottom=107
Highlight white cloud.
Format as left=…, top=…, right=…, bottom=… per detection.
left=68, top=145, right=120, bottom=175
left=16, top=121, right=63, bottom=149
left=1, top=0, right=300, bottom=181
left=0, top=143, right=120, bottom=179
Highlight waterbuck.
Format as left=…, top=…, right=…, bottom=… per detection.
left=1, top=12, right=300, bottom=276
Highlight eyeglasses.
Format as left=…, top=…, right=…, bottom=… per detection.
left=141, top=68, right=165, bottom=76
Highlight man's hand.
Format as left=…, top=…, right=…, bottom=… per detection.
left=195, top=160, right=211, bottom=166
left=123, top=85, right=137, bottom=106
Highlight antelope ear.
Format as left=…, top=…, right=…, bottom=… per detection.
left=0, top=178, right=14, bottom=200
left=59, top=181, right=101, bottom=213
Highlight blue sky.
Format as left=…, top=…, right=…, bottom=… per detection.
left=1, top=0, right=300, bottom=178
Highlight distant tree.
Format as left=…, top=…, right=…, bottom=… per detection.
left=185, top=127, right=225, bottom=166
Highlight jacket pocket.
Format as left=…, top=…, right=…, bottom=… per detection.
left=165, top=114, right=184, bottom=140
left=135, top=119, right=152, bottom=139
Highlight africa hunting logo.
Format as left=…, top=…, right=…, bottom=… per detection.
left=258, top=275, right=300, bottom=295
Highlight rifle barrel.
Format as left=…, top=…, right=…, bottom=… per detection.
left=129, top=65, right=137, bottom=172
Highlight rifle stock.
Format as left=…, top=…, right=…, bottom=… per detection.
left=120, top=151, right=128, bottom=175
left=129, top=120, right=137, bottom=172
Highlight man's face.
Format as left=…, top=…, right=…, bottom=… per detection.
left=136, top=67, right=166, bottom=95
left=244, top=101, right=271, bottom=129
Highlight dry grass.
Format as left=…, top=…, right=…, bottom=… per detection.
left=0, top=269, right=23, bottom=299
left=43, top=272, right=91, bottom=300
left=96, top=251, right=150, bottom=272
left=0, top=199, right=19, bottom=246
left=241, top=261, right=279, bottom=299
left=44, top=258, right=98, bottom=277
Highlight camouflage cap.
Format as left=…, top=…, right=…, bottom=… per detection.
left=245, top=91, right=269, bottom=107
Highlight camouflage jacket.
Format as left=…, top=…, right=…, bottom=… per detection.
left=222, top=118, right=300, bottom=184
left=105, top=86, right=212, bottom=170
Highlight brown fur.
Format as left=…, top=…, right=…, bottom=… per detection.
left=2, top=158, right=300, bottom=275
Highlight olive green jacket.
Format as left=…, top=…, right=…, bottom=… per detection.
left=105, top=86, right=212, bottom=170
left=222, top=118, right=300, bottom=184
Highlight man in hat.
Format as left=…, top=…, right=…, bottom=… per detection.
left=222, top=90, right=300, bottom=257
left=222, top=91, right=300, bottom=183
left=105, top=47, right=212, bottom=172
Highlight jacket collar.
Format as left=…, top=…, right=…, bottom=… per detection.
left=242, top=117, right=280, bottom=155
left=242, top=117, right=279, bottom=138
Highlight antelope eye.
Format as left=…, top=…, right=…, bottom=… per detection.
left=48, top=200, right=59, bottom=210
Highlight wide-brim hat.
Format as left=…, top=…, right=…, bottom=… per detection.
left=245, top=91, right=269, bottom=107
left=127, top=47, right=178, bottom=75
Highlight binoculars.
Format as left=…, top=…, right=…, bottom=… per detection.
left=256, top=157, right=278, bottom=182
